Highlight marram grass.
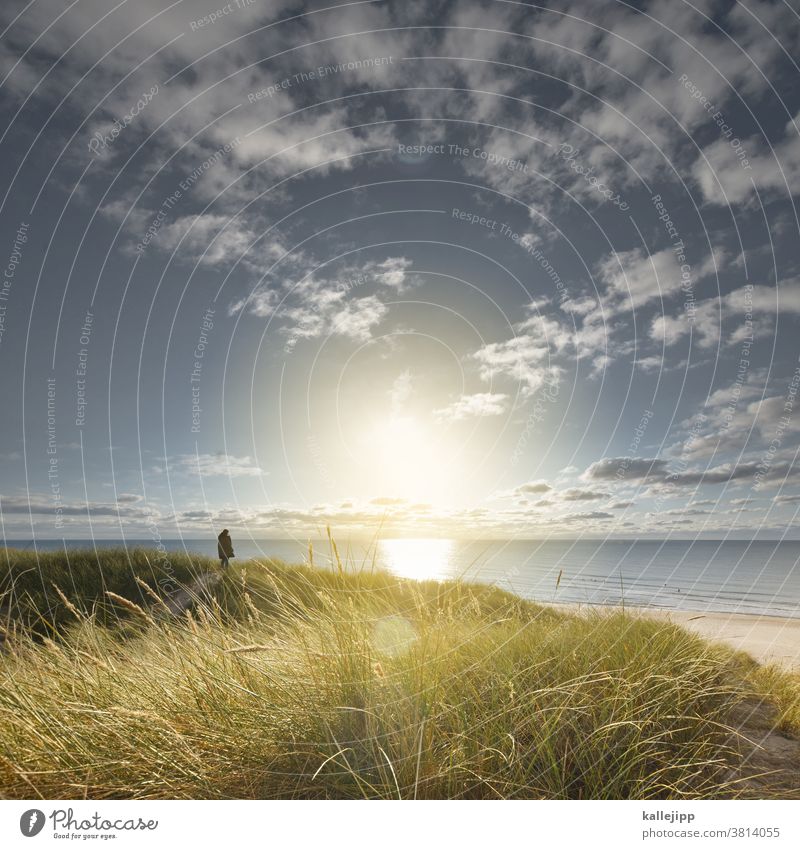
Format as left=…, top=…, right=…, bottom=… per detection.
left=0, top=547, right=798, bottom=800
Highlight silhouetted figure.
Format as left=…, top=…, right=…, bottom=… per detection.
left=217, top=529, right=234, bottom=570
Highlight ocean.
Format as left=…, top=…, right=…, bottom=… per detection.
left=5, top=537, right=799, bottom=619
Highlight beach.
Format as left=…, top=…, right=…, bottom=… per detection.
left=648, top=609, right=800, bottom=672
left=557, top=604, right=800, bottom=671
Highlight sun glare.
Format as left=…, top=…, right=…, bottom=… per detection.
left=379, top=538, right=455, bottom=580
left=360, top=414, right=449, bottom=503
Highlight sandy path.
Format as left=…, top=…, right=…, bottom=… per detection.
left=161, top=571, right=222, bottom=617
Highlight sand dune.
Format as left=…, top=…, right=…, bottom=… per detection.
left=647, top=609, right=800, bottom=672
left=556, top=603, right=800, bottom=671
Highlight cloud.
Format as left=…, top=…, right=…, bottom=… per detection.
left=0, top=495, right=150, bottom=518
left=471, top=333, right=562, bottom=395
left=652, top=281, right=800, bottom=349
left=228, top=289, right=278, bottom=318
left=516, top=480, right=552, bottom=495
left=598, top=246, right=721, bottom=320
left=177, top=510, right=215, bottom=521
left=773, top=494, right=800, bottom=505
left=597, top=248, right=684, bottom=310
left=434, top=392, right=509, bottom=422
left=692, top=111, right=800, bottom=205
left=282, top=293, right=388, bottom=345
left=389, top=370, right=413, bottom=411
left=560, top=488, right=611, bottom=501
left=727, top=281, right=800, bottom=314
left=511, top=482, right=609, bottom=503
left=524, top=1, right=800, bottom=206
left=329, top=296, right=388, bottom=342
left=670, top=373, right=800, bottom=462
left=635, top=356, right=664, bottom=372
left=583, top=457, right=670, bottom=481
left=245, top=256, right=416, bottom=345
left=666, top=464, right=757, bottom=485
left=370, top=496, right=408, bottom=506
left=561, top=511, right=613, bottom=522
left=372, top=256, right=413, bottom=291
left=668, top=462, right=800, bottom=487
left=173, top=453, right=266, bottom=477
left=586, top=452, right=800, bottom=490
left=232, top=106, right=397, bottom=179
left=154, top=214, right=254, bottom=266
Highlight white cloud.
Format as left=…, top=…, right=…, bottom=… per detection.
left=651, top=280, right=800, bottom=349
left=434, top=392, right=509, bottom=422
left=692, top=112, right=800, bottom=205
left=280, top=291, right=388, bottom=345
left=329, top=296, right=388, bottom=342
left=597, top=247, right=685, bottom=309
left=373, top=256, right=413, bottom=290
left=635, top=356, right=664, bottom=372
left=389, top=370, right=413, bottom=411
left=155, top=214, right=253, bottom=265
left=472, top=334, right=560, bottom=395
left=228, top=288, right=278, bottom=318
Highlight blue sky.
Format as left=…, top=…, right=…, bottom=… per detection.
left=2, top=0, right=800, bottom=540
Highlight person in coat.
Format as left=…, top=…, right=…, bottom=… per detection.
left=217, top=529, right=234, bottom=569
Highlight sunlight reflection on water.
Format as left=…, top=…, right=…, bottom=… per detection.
left=378, top=538, right=456, bottom=581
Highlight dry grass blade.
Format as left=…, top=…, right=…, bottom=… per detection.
left=51, top=584, right=82, bottom=621
left=223, top=644, right=272, bottom=654
left=104, top=591, right=153, bottom=622
left=134, top=577, right=170, bottom=611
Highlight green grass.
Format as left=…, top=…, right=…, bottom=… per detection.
left=0, top=547, right=798, bottom=799
left=0, top=546, right=206, bottom=635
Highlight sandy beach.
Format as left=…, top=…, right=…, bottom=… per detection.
left=552, top=604, right=800, bottom=672
left=646, top=609, right=800, bottom=672
left=557, top=604, right=800, bottom=671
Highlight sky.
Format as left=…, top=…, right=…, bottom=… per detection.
left=2, top=0, right=800, bottom=541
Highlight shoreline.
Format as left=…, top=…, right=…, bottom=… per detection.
left=556, top=603, right=800, bottom=671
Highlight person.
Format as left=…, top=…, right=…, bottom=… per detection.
left=217, top=528, right=234, bottom=570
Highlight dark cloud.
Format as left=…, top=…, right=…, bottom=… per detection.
left=583, top=458, right=670, bottom=481
left=562, top=511, right=613, bottom=522
left=0, top=496, right=150, bottom=518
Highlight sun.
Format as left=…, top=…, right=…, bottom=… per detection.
left=359, top=413, right=448, bottom=503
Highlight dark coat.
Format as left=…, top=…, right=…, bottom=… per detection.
left=217, top=532, right=234, bottom=558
